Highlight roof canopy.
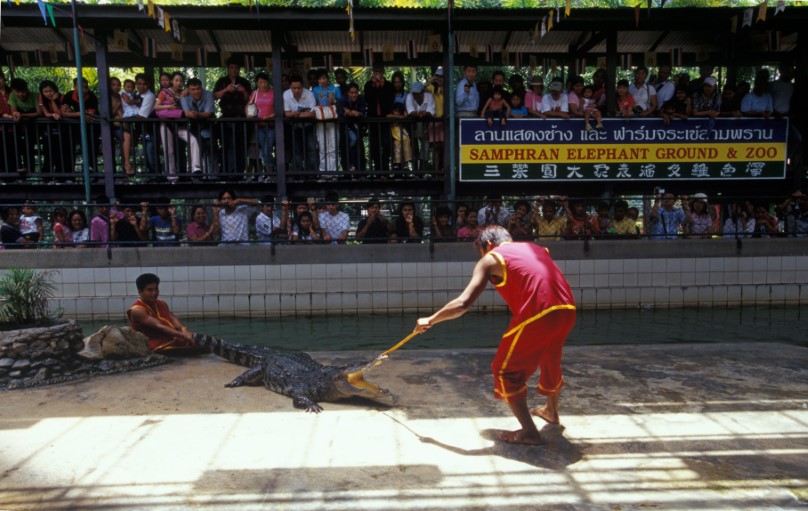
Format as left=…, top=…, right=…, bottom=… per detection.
left=1, top=5, right=804, bottom=68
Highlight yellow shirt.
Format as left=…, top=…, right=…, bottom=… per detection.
left=429, top=84, right=444, bottom=118
left=534, top=216, right=567, bottom=241
left=610, top=217, right=638, bottom=236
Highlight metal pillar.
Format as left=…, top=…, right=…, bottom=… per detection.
left=606, top=31, right=618, bottom=116
left=445, top=0, right=456, bottom=202
left=95, top=30, right=116, bottom=199
left=271, top=29, right=287, bottom=200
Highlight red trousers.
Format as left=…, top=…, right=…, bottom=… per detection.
left=491, top=306, right=576, bottom=402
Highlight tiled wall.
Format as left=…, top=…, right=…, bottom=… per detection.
left=31, top=254, right=808, bottom=320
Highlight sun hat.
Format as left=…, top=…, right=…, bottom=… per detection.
left=692, top=192, right=708, bottom=203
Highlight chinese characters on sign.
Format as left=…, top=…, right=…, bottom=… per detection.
left=458, top=118, right=788, bottom=182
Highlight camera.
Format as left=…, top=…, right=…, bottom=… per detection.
left=654, top=187, right=665, bottom=195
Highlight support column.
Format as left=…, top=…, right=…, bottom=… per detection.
left=606, top=31, right=618, bottom=116
left=444, top=1, right=456, bottom=202
left=271, top=29, right=287, bottom=199
left=95, top=30, right=116, bottom=199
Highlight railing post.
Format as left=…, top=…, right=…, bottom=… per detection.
left=271, top=29, right=287, bottom=199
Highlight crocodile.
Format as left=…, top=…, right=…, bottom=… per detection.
left=194, top=334, right=391, bottom=413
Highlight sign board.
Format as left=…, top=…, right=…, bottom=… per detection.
left=459, top=118, right=788, bottom=182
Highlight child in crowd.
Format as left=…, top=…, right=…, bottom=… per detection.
left=581, top=85, right=604, bottom=131
left=431, top=206, right=455, bottom=242
left=628, top=206, right=644, bottom=235
left=19, top=202, right=43, bottom=243
left=255, top=196, right=287, bottom=245
left=388, top=102, right=413, bottom=172
left=563, top=199, right=594, bottom=240
left=456, top=211, right=481, bottom=241
left=51, top=207, right=72, bottom=248
left=291, top=211, right=321, bottom=243
left=509, top=94, right=528, bottom=118
left=120, top=79, right=140, bottom=118
left=615, top=79, right=634, bottom=117
left=661, top=86, right=691, bottom=125
left=482, top=86, right=510, bottom=127
left=610, top=200, right=639, bottom=237
left=590, top=201, right=612, bottom=237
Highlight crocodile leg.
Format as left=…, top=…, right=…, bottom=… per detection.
left=292, top=395, right=324, bottom=414
left=225, top=366, right=265, bottom=388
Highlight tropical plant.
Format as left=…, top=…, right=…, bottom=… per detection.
left=0, top=269, right=59, bottom=327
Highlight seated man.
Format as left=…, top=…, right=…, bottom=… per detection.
left=126, top=273, right=201, bottom=354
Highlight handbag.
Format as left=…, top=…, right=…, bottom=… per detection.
left=314, top=105, right=337, bottom=120
left=246, top=91, right=258, bottom=118
left=155, top=89, right=183, bottom=118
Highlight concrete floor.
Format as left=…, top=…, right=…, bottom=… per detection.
left=1, top=342, right=807, bottom=511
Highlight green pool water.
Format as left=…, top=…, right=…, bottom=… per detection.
left=81, top=306, right=807, bottom=352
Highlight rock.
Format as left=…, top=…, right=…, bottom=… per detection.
left=0, top=358, right=14, bottom=369
left=77, top=326, right=152, bottom=360
left=12, top=359, right=31, bottom=370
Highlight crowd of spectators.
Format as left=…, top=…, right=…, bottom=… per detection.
left=2, top=189, right=807, bottom=249
left=1, top=61, right=796, bottom=182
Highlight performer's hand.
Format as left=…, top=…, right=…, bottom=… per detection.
left=414, top=317, right=432, bottom=334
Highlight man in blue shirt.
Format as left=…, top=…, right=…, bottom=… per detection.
left=455, top=65, right=479, bottom=118
left=180, top=78, right=216, bottom=176
left=649, top=191, right=691, bottom=240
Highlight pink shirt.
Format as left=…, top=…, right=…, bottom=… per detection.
left=252, top=89, right=275, bottom=119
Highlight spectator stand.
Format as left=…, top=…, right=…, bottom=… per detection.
left=0, top=4, right=806, bottom=207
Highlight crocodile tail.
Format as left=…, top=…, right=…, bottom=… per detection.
left=192, top=333, right=260, bottom=368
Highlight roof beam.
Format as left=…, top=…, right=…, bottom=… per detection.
left=649, top=30, right=669, bottom=52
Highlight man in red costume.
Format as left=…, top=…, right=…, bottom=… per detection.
left=415, top=225, right=576, bottom=445
left=127, top=273, right=200, bottom=354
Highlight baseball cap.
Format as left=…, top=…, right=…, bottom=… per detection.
left=548, top=81, right=563, bottom=92
left=434, top=68, right=444, bottom=76
left=411, top=81, right=425, bottom=94
left=529, top=75, right=544, bottom=86
left=704, top=76, right=717, bottom=87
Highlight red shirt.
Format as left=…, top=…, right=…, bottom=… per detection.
left=490, top=242, right=575, bottom=322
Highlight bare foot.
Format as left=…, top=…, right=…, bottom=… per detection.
left=530, top=406, right=559, bottom=425
left=499, top=428, right=542, bottom=446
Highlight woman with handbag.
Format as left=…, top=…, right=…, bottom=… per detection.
left=311, top=69, right=341, bottom=176
left=246, top=72, right=275, bottom=182
left=154, top=71, right=185, bottom=182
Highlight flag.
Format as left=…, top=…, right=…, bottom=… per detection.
left=768, top=31, right=781, bottom=51
left=164, top=13, right=171, bottom=33
left=775, top=0, right=785, bottom=14
left=243, top=54, right=255, bottom=72
left=531, top=22, right=539, bottom=41
left=540, top=16, right=547, bottom=38
left=565, top=0, right=571, bottom=16
left=406, top=40, right=418, bottom=60
left=171, top=43, right=182, bottom=62
left=172, top=18, right=181, bottom=42
left=322, top=54, right=333, bottom=69
left=742, top=8, right=753, bottom=28
left=143, top=37, right=157, bottom=58
left=46, top=4, right=55, bottom=27
left=757, top=1, right=767, bottom=23
left=347, top=0, right=354, bottom=41
left=157, top=7, right=164, bottom=28
left=620, top=53, right=633, bottom=70
left=137, top=0, right=144, bottom=11
left=669, top=48, right=682, bottom=67
left=428, top=34, right=441, bottom=53
left=547, top=10, right=554, bottom=31
left=364, top=48, right=373, bottom=67
left=195, top=48, right=208, bottom=67
left=485, top=45, right=493, bottom=63
left=113, top=30, right=128, bottom=51
left=37, top=0, right=46, bottom=25
left=147, top=0, right=154, bottom=18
